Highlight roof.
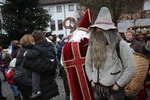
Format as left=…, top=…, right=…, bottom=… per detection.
left=128, top=25, right=150, bottom=30
left=39, top=0, right=78, bottom=5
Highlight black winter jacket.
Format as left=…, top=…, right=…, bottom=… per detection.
left=24, top=40, right=56, bottom=75
left=16, top=42, right=59, bottom=100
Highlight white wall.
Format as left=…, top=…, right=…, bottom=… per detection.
left=118, top=0, right=150, bottom=33
left=144, top=0, right=150, bottom=10
left=43, top=3, right=80, bottom=37
left=118, top=18, right=150, bottom=33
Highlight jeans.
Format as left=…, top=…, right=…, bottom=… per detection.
left=10, top=84, right=20, bottom=97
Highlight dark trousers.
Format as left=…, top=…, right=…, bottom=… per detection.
left=93, top=84, right=125, bottom=100
left=32, top=72, right=40, bottom=92
left=108, top=88, right=124, bottom=100
left=0, top=77, right=3, bottom=97
left=2, top=70, right=7, bottom=80
left=59, top=68, right=70, bottom=96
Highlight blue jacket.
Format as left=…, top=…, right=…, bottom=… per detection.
left=56, top=39, right=66, bottom=61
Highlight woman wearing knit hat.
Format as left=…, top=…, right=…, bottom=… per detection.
left=0, top=45, right=7, bottom=100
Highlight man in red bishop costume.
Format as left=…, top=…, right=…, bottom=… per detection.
left=62, top=9, right=94, bottom=100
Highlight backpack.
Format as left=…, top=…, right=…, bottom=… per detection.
left=13, top=59, right=32, bottom=86
left=116, top=41, right=121, bottom=60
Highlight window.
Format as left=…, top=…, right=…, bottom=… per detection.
left=57, top=6, right=62, bottom=12
left=69, top=5, right=74, bottom=11
left=49, top=7, right=54, bottom=13
left=51, top=20, right=55, bottom=31
left=146, top=10, right=150, bottom=18
left=58, top=20, right=63, bottom=30
left=43, top=7, right=50, bottom=12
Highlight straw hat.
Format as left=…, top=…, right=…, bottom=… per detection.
left=90, top=7, right=117, bottom=30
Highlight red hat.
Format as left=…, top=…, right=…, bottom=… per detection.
left=78, top=9, right=93, bottom=32
left=0, top=46, right=2, bottom=52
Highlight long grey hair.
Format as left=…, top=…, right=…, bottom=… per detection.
left=89, top=29, right=122, bottom=69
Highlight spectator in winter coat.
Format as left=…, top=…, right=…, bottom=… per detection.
left=0, top=49, right=7, bottom=100
left=5, top=58, right=21, bottom=100
left=56, top=37, right=69, bottom=61
left=0, top=77, right=7, bottom=100
left=56, top=37, right=70, bottom=99
left=137, top=35, right=150, bottom=100
left=16, top=32, right=58, bottom=100
left=24, top=31, right=56, bottom=99
left=0, top=48, right=11, bottom=82
left=16, top=34, right=36, bottom=100
left=142, top=35, right=150, bottom=59
left=125, top=30, right=142, bottom=53
left=11, top=40, right=19, bottom=59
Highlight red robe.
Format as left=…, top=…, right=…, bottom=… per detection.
left=62, top=38, right=94, bottom=100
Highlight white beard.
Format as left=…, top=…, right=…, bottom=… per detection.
left=69, top=29, right=90, bottom=42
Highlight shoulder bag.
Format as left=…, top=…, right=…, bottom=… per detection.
left=13, top=59, right=32, bottom=86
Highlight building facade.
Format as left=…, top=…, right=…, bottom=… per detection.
left=39, top=0, right=81, bottom=37
left=118, top=0, right=150, bottom=33
left=41, top=0, right=150, bottom=35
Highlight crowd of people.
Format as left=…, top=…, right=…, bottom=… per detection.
left=0, top=7, right=150, bottom=100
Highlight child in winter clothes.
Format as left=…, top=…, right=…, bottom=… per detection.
left=5, top=58, right=21, bottom=100
left=0, top=49, right=11, bottom=82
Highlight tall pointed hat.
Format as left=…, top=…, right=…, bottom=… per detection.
left=78, top=9, right=93, bottom=32
left=90, top=7, right=117, bottom=30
